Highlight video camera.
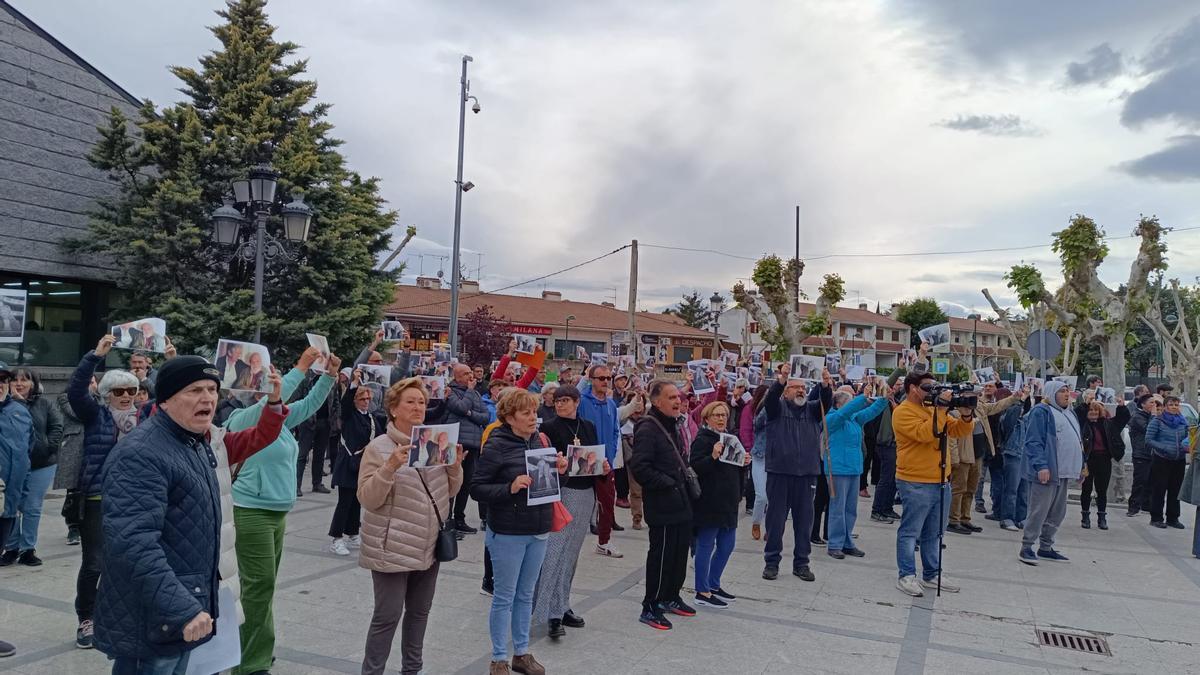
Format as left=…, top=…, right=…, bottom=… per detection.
left=921, top=382, right=978, bottom=409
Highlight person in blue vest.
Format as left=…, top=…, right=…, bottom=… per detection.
left=578, top=364, right=623, bottom=558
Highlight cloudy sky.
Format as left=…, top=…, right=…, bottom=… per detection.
left=17, top=0, right=1200, bottom=316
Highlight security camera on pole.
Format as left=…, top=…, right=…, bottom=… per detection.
left=448, top=54, right=481, bottom=359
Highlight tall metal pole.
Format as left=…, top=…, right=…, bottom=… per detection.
left=253, top=212, right=266, bottom=344
left=795, top=206, right=800, bottom=313
left=448, top=54, right=473, bottom=358
left=627, top=239, right=639, bottom=364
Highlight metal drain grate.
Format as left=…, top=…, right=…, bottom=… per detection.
left=1037, top=629, right=1111, bottom=656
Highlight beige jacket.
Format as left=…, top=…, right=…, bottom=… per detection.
left=949, top=394, right=1023, bottom=465
left=357, top=424, right=463, bottom=574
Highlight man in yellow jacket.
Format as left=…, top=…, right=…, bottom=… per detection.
left=892, top=371, right=976, bottom=598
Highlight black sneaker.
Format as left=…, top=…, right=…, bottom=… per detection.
left=810, top=535, right=826, bottom=545
left=1126, top=508, right=1140, bottom=517
left=793, top=565, right=815, bottom=582
left=1151, top=521, right=1168, bottom=529
left=947, top=524, right=973, bottom=535
left=480, top=580, right=494, bottom=597
left=828, top=549, right=845, bottom=560
left=964, top=523, right=983, bottom=533
left=311, top=484, right=331, bottom=494
left=561, top=610, right=585, bottom=628
left=454, top=520, right=478, bottom=535
left=17, top=550, right=42, bottom=567
left=842, top=547, right=866, bottom=558
left=611, top=522, right=625, bottom=532
left=659, top=598, right=696, bottom=617
left=0, top=639, right=13, bottom=657
left=1167, top=520, right=1186, bottom=530
left=66, top=527, right=80, bottom=546
left=974, top=503, right=987, bottom=514
left=870, top=512, right=895, bottom=523
left=0, top=550, right=16, bottom=566
left=711, top=587, right=736, bottom=602
left=884, top=510, right=902, bottom=520
left=638, top=608, right=671, bottom=630
left=548, top=619, right=565, bottom=639
left=984, top=513, right=1001, bottom=522
left=762, top=565, right=779, bottom=580
left=694, top=593, right=728, bottom=609
left=75, top=620, right=94, bottom=649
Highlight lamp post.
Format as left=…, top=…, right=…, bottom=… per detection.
left=448, top=54, right=481, bottom=360
left=564, top=314, right=575, bottom=356
left=967, top=313, right=981, bottom=369
left=710, top=292, right=725, bottom=357
left=210, top=162, right=314, bottom=343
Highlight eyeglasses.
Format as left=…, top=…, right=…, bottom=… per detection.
left=109, top=387, right=139, bottom=397
left=593, top=376, right=611, bottom=381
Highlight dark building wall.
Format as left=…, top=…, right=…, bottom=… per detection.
left=0, top=1, right=140, bottom=282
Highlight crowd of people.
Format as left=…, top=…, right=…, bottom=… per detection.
left=1, top=331, right=1199, bottom=674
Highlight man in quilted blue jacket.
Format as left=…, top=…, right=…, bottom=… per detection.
left=94, top=356, right=285, bottom=674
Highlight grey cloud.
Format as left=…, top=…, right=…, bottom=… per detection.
left=1118, top=135, right=1200, bottom=181
left=1066, top=43, right=1123, bottom=85
left=1121, top=17, right=1200, bottom=128
left=935, top=114, right=1041, bottom=137
left=909, top=273, right=950, bottom=283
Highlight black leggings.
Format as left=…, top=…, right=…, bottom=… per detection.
left=75, top=499, right=103, bottom=622
left=1080, top=453, right=1112, bottom=514
left=452, top=447, right=477, bottom=523
left=1149, top=456, right=1186, bottom=524
left=812, top=472, right=829, bottom=540
left=643, top=523, right=691, bottom=609
left=328, top=486, right=361, bottom=538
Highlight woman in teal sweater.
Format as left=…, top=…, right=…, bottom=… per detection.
left=224, top=346, right=340, bottom=675
left=824, top=382, right=888, bottom=559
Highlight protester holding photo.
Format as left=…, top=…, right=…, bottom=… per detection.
left=446, top=363, right=492, bottom=536
left=354, top=329, right=416, bottom=412
left=0, top=367, right=62, bottom=568
left=224, top=347, right=339, bottom=675
left=327, top=385, right=386, bottom=556
left=215, top=341, right=250, bottom=390
left=748, top=385, right=771, bottom=540
left=355, top=376, right=463, bottom=675
left=689, top=401, right=747, bottom=609
left=533, top=384, right=603, bottom=639
left=0, top=361, right=34, bottom=576
left=1075, top=399, right=1129, bottom=530
left=578, top=364, right=623, bottom=558
left=54, top=374, right=95, bottom=546
left=824, top=384, right=888, bottom=560
left=65, top=334, right=141, bottom=649
left=471, top=388, right=566, bottom=675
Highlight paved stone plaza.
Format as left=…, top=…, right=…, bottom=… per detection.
left=1, top=489, right=1197, bottom=674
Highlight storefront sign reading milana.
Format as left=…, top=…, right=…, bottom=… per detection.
left=510, top=324, right=554, bottom=336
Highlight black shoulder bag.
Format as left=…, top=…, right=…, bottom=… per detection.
left=416, top=469, right=459, bottom=562
left=643, top=415, right=702, bottom=501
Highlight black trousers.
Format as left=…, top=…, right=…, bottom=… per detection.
left=763, top=473, right=816, bottom=569
left=812, top=470, right=829, bottom=540
left=1080, top=453, right=1112, bottom=514
left=1149, top=456, right=1186, bottom=524
left=1129, top=457, right=1152, bottom=513
left=615, top=467, right=630, bottom=500
left=452, top=446, right=478, bottom=523
left=297, top=417, right=332, bottom=489
left=871, top=443, right=898, bottom=515
left=743, top=465, right=755, bottom=511
left=861, top=444, right=877, bottom=490
left=643, top=522, right=691, bottom=609
left=328, top=486, right=362, bottom=538
left=75, top=499, right=103, bottom=622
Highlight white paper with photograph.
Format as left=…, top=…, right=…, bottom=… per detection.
left=973, top=367, right=995, bottom=383
left=789, top=354, right=824, bottom=381
left=747, top=366, right=762, bottom=386
left=306, top=333, right=330, bottom=372
left=514, top=334, right=538, bottom=355
left=381, top=320, right=405, bottom=341
left=1097, top=387, right=1117, bottom=404
left=720, top=351, right=738, bottom=371
left=184, top=587, right=240, bottom=675
left=825, top=353, right=841, bottom=372
left=0, top=288, right=26, bottom=344
left=432, top=343, right=452, bottom=364
left=566, top=444, right=605, bottom=476
left=1052, top=375, right=1078, bottom=390
left=918, top=323, right=950, bottom=348
left=687, top=359, right=715, bottom=394
left=214, top=339, right=272, bottom=393
left=409, top=423, right=460, bottom=467
left=1027, top=377, right=1045, bottom=397
left=525, top=446, right=561, bottom=505
left=590, top=352, right=610, bottom=367
left=421, top=375, right=446, bottom=400
left=717, top=433, right=746, bottom=466
left=1013, top=372, right=1023, bottom=392
left=845, top=365, right=865, bottom=381
left=574, top=345, right=587, bottom=360
left=360, top=364, right=393, bottom=389
left=110, top=317, right=167, bottom=352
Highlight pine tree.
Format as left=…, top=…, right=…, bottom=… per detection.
left=67, top=0, right=398, bottom=360
left=665, top=291, right=715, bottom=328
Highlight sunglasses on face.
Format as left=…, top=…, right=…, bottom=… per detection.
left=109, top=387, right=138, bottom=397
left=592, top=376, right=611, bottom=381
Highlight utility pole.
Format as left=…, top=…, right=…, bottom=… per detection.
left=628, top=239, right=639, bottom=366
left=795, top=206, right=801, bottom=313
left=448, top=54, right=474, bottom=358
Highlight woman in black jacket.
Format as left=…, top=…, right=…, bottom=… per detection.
left=471, top=388, right=566, bottom=675
left=690, top=401, right=747, bottom=609
left=629, top=380, right=694, bottom=631
left=327, top=385, right=386, bottom=556
left=533, top=385, right=602, bottom=639
left=1076, top=400, right=1130, bottom=531
left=0, top=367, right=63, bottom=567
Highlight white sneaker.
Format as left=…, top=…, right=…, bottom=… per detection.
left=920, top=576, right=960, bottom=593
left=896, top=575, right=924, bottom=597
left=594, top=543, right=624, bottom=558
left=346, top=534, right=361, bottom=549
left=330, top=538, right=350, bottom=556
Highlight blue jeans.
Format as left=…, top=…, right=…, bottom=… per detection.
left=694, top=526, right=736, bottom=593
left=895, top=480, right=950, bottom=581
left=999, top=453, right=1028, bottom=525
left=751, top=456, right=768, bottom=525
left=988, top=457, right=1004, bottom=514
left=485, top=528, right=548, bottom=662
left=827, top=475, right=860, bottom=552
left=6, top=465, right=56, bottom=551
left=111, top=653, right=190, bottom=675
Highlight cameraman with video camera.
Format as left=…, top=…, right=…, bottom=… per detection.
left=892, top=371, right=977, bottom=598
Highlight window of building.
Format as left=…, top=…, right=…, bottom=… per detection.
left=953, top=334, right=961, bottom=344
left=875, top=328, right=884, bottom=340
left=674, top=346, right=696, bottom=363
left=553, top=339, right=606, bottom=360
left=891, top=330, right=900, bottom=341
left=0, top=277, right=84, bottom=367
left=981, top=335, right=990, bottom=346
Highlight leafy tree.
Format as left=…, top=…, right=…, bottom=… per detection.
left=66, top=0, right=398, bottom=361
left=1002, top=214, right=1167, bottom=393
left=458, top=305, right=513, bottom=370
left=665, top=291, right=721, bottom=328
left=731, top=254, right=845, bottom=357
left=893, top=298, right=948, bottom=346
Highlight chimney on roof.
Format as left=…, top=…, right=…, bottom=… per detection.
left=601, top=301, right=615, bottom=308
left=541, top=290, right=562, bottom=301
left=460, top=280, right=480, bottom=294
left=416, top=276, right=442, bottom=290
left=858, top=302, right=868, bottom=311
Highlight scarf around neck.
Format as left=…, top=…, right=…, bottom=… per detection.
left=1161, top=411, right=1186, bottom=429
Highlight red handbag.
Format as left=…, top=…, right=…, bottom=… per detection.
left=551, top=501, right=573, bottom=532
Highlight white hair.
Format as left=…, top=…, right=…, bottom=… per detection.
left=833, top=390, right=853, bottom=408
left=98, top=369, right=139, bottom=399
